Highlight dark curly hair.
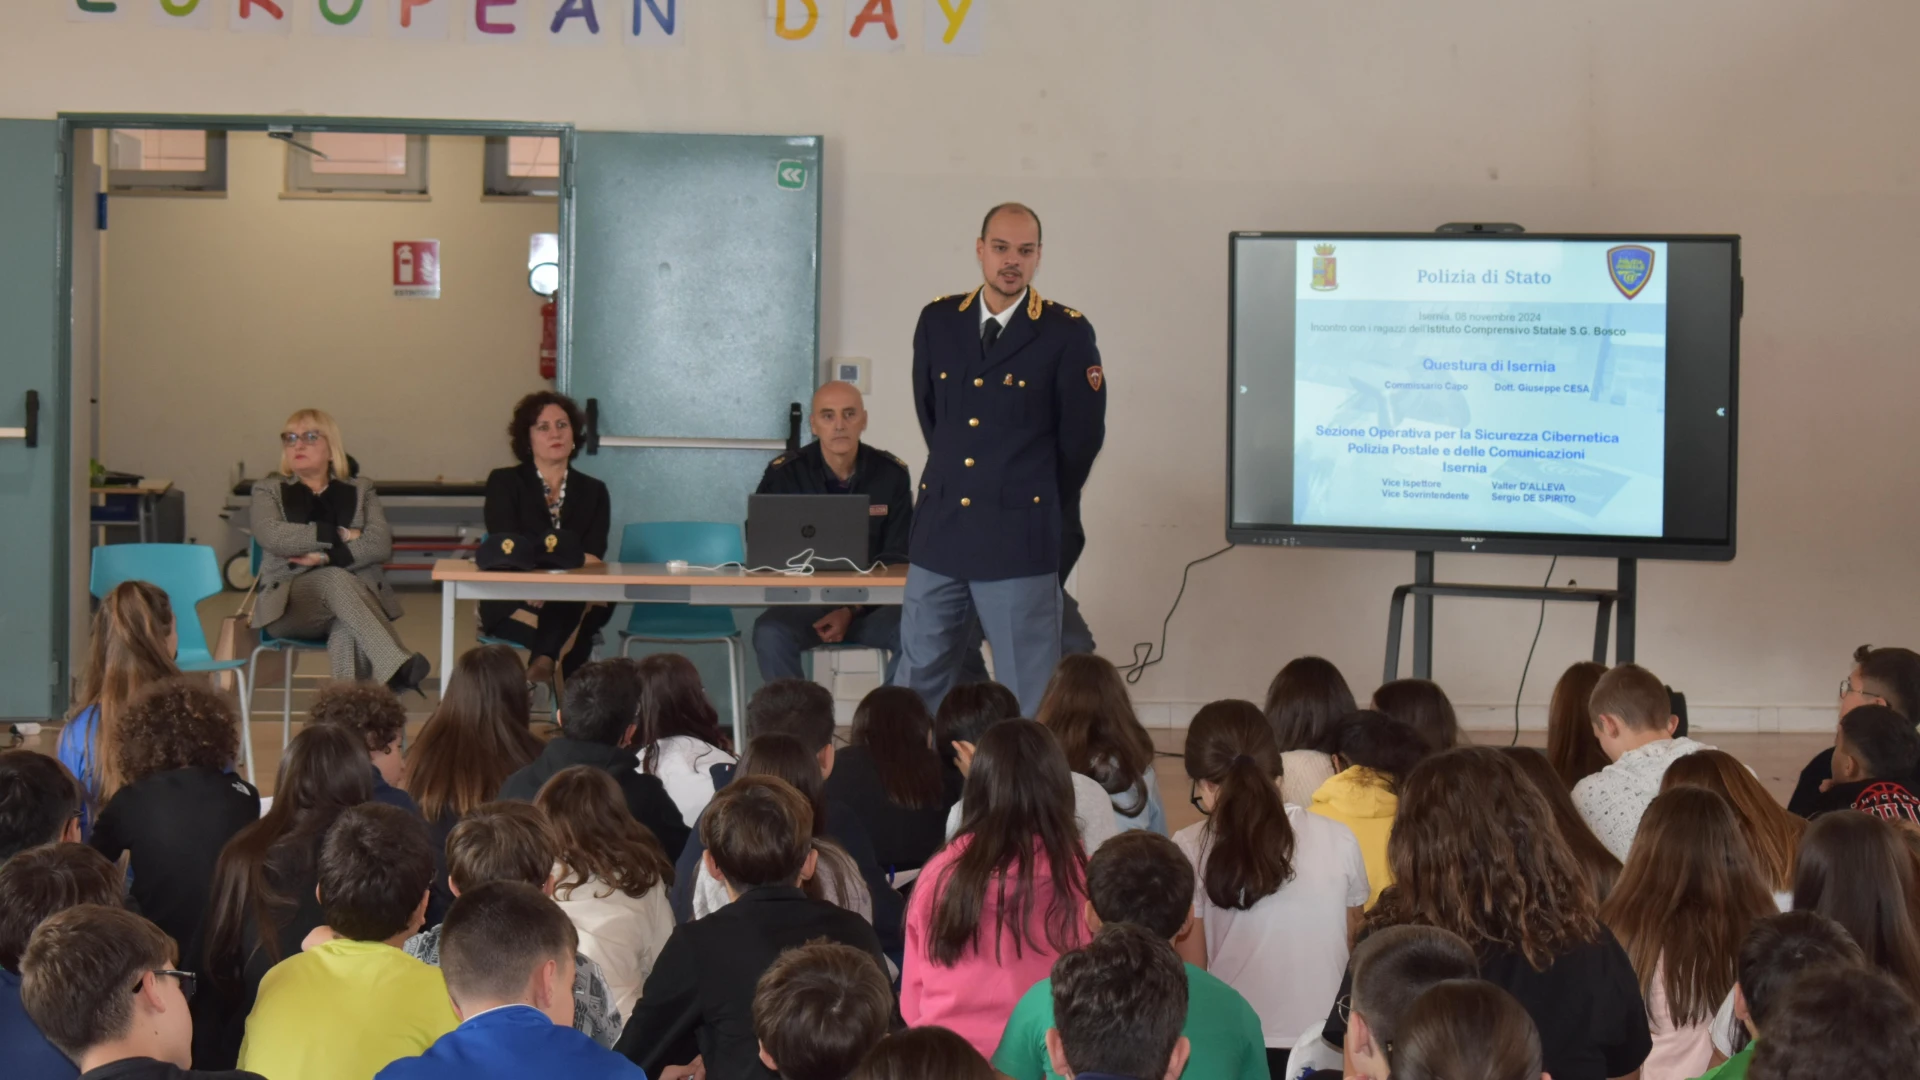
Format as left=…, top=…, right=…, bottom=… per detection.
left=507, top=390, right=586, bottom=466
left=116, top=677, right=240, bottom=786
left=308, top=682, right=407, bottom=756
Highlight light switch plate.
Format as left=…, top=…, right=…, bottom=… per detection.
left=825, top=356, right=871, bottom=394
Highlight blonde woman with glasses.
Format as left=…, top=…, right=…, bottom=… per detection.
left=249, top=408, right=428, bottom=692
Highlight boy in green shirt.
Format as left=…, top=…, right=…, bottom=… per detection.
left=238, top=803, right=458, bottom=1080
left=1692, top=910, right=1866, bottom=1080
left=993, top=832, right=1267, bottom=1080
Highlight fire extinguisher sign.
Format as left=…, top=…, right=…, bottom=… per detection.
left=393, top=240, right=441, bottom=299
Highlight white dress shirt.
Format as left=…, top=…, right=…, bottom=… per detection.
left=1572, top=736, right=1712, bottom=860
left=978, top=287, right=1026, bottom=334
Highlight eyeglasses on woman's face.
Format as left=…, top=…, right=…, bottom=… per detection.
left=280, top=430, right=326, bottom=447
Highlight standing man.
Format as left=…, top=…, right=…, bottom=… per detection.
left=752, top=381, right=987, bottom=686
left=897, top=203, right=1107, bottom=717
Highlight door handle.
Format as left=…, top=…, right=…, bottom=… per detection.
left=0, top=390, right=35, bottom=446
left=582, top=398, right=799, bottom=455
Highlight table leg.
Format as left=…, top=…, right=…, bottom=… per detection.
left=440, top=579, right=457, bottom=696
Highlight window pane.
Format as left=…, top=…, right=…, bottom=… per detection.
left=507, top=136, right=561, bottom=178
left=308, top=132, right=409, bottom=175
left=110, top=129, right=208, bottom=171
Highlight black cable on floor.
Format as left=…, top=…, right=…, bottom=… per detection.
left=1122, top=544, right=1236, bottom=685
left=1512, top=555, right=1559, bottom=745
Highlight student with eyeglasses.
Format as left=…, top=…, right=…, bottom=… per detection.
left=19, top=904, right=262, bottom=1079
left=248, top=408, right=429, bottom=694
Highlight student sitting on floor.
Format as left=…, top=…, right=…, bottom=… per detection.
left=934, top=681, right=1119, bottom=853
left=1573, top=663, right=1710, bottom=860
left=0, top=748, right=84, bottom=862
left=307, top=681, right=418, bottom=816
left=236, top=804, right=456, bottom=1080
left=1299, top=924, right=1479, bottom=1080
left=534, top=768, right=675, bottom=1028
left=994, top=831, right=1267, bottom=1080
left=89, top=679, right=259, bottom=982
left=388, top=800, right=622, bottom=1047
left=376, top=882, right=642, bottom=1080
left=1803, top=703, right=1920, bottom=822
left=1391, top=979, right=1544, bottom=1080
left=1746, top=966, right=1920, bottom=1079
left=751, top=941, right=893, bottom=1080
left=57, top=581, right=179, bottom=839
left=1, top=843, right=128, bottom=1080
left=20, top=904, right=265, bottom=1080
left=616, top=776, right=886, bottom=1080
left=498, top=659, right=691, bottom=860
left=1694, top=910, right=1866, bottom=1080
left=1044, top=923, right=1191, bottom=1080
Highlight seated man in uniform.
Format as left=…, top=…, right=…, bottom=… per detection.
left=752, top=382, right=988, bottom=685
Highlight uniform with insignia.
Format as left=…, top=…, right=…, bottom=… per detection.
left=750, top=439, right=987, bottom=685
left=895, top=285, right=1107, bottom=716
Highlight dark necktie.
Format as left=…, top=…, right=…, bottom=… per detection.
left=981, top=318, right=1003, bottom=350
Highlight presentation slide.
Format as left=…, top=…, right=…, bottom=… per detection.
left=1287, top=239, right=1669, bottom=536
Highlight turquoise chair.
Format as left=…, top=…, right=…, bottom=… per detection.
left=617, top=522, right=746, bottom=737
left=89, top=544, right=258, bottom=781
left=244, top=540, right=330, bottom=751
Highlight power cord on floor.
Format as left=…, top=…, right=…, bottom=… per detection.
left=1511, top=555, right=1559, bottom=745
left=1122, top=544, right=1236, bottom=685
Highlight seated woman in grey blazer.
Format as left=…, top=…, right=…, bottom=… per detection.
left=249, top=408, right=429, bottom=693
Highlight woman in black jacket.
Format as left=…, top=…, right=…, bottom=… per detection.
left=481, top=391, right=614, bottom=690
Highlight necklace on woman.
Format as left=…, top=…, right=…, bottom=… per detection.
left=539, top=467, right=568, bottom=530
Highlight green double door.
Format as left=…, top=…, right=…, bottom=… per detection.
left=564, top=133, right=825, bottom=727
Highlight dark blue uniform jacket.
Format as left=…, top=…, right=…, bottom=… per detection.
left=909, top=287, right=1106, bottom=581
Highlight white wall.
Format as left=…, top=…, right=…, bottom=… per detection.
left=10, top=1, right=1920, bottom=729
left=97, top=133, right=555, bottom=553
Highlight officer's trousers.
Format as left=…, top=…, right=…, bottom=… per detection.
left=895, top=566, right=1061, bottom=718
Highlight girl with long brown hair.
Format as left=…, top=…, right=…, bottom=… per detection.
left=1034, top=653, right=1164, bottom=834
left=634, top=652, right=736, bottom=826
left=1501, top=746, right=1623, bottom=903
left=829, top=685, right=961, bottom=875
left=1263, top=656, right=1357, bottom=806
left=1599, top=787, right=1777, bottom=1080
left=1177, top=699, right=1367, bottom=1069
left=58, top=580, right=179, bottom=833
left=1355, top=746, right=1650, bottom=1080
left=536, top=765, right=676, bottom=1019
left=1792, top=810, right=1920, bottom=1000
left=405, top=644, right=544, bottom=913
left=1546, top=661, right=1611, bottom=790
left=195, top=724, right=371, bottom=1068
left=1371, top=678, right=1462, bottom=750
left=1661, top=748, right=1804, bottom=895
left=902, top=719, right=1088, bottom=1057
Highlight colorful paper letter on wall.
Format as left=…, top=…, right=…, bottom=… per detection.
left=231, top=0, right=292, bottom=34
left=391, top=0, right=451, bottom=39
left=767, top=0, right=821, bottom=49
left=924, top=0, right=979, bottom=54
left=846, top=0, right=900, bottom=52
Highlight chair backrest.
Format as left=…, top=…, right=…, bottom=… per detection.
left=88, top=544, right=225, bottom=659
left=618, top=522, right=745, bottom=566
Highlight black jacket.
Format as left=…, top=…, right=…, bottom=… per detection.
left=482, top=463, right=613, bottom=626
left=667, top=797, right=906, bottom=957
left=498, top=738, right=691, bottom=859
left=90, top=768, right=260, bottom=972
left=910, top=288, right=1106, bottom=581
left=756, top=441, right=914, bottom=565
left=615, top=885, right=887, bottom=1080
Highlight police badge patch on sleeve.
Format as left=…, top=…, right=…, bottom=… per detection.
left=1087, top=366, right=1104, bottom=391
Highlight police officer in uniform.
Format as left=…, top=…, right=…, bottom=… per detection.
left=751, top=380, right=988, bottom=685
left=896, top=203, right=1107, bottom=717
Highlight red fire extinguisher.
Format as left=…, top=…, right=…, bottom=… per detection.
left=539, top=296, right=557, bottom=381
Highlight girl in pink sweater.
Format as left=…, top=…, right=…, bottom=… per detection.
left=901, top=719, right=1089, bottom=1056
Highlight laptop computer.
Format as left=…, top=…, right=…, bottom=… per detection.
left=746, top=494, right=872, bottom=570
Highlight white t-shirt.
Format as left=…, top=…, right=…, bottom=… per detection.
left=945, top=771, right=1121, bottom=853
left=1173, top=806, right=1369, bottom=1048
left=640, top=735, right=737, bottom=827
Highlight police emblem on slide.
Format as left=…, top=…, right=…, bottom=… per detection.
left=1311, top=244, right=1338, bottom=291
left=1607, top=245, right=1655, bottom=300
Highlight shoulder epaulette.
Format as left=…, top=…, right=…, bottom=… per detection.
left=956, top=286, right=983, bottom=313
left=766, top=455, right=788, bottom=469
left=882, top=450, right=909, bottom=470
left=1042, top=298, right=1084, bottom=319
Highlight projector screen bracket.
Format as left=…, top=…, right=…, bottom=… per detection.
left=1385, top=552, right=1636, bottom=684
